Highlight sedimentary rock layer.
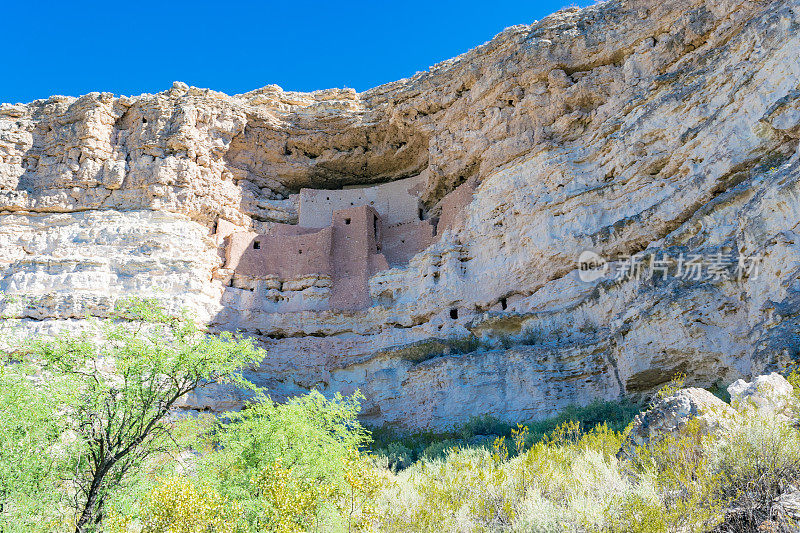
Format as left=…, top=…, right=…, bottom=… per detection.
left=2, top=0, right=799, bottom=429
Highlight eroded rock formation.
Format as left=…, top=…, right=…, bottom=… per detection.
left=2, top=0, right=800, bottom=429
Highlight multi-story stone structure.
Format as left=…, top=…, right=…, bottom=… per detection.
left=219, top=175, right=472, bottom=311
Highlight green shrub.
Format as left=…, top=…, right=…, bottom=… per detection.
left=377, top=448, right=516, bottom=532
left=709, top=414, right=800, bottom=530
left=707, top=381, right=732, bottom=403
left=1, top=297, right=264, bottom=533
left=196, top=390, right=371, bottom=530
left=381, top=442, right=415, bottom=472
left=460, top=414, right=512, bottom=440
left=369, top=426, right=458, bottom=462
left=422, top=439, right=464, bottom=461
left=610, top=419, right=728, bottom=533
left=374, top=422, right=637, bottom=533
left=525, top=399, right=641, bottom=445
left=788, top=367, right=800, bottom=417
left=134, top=476, right=243, bottom=533
left=0, top=366, right=75, bottom=532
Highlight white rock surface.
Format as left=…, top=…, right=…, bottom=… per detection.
left=728, top=372, right=797, bottom=421
left=2, top=0, right=800, bottom=429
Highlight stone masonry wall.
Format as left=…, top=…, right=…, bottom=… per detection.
left=226, top=227, right=333, bottom=279
left=298, top=174, right=425, bottom=228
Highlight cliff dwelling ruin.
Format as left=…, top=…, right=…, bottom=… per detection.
left=218, top=175, right=476, bottom=312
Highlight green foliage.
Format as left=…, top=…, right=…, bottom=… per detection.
left=788, top=367, right=800, bottom=416
left=134, top=476, right=243, bottom=533
left=337, top=449, right=389, bottom=533
left=369, top=416, right=800, bottom=533
left=374, top=422, right=632, bottom=532
left=8, top=297, right=265, bottom=532
left=511, top=424, right=529, bottom=456
left=707, top=381, right=732, bottom=403
left=460, top=414, right=512, bottom=440
left=421, top=439, right=462, bottom=461
left=0, top=366, right=75, bottom=532
left=369, top=398, right=640, bottom=472
left=7, top=300, right=800, bottom=533
left=709, top=415, right=800, bottom=530
left=250, top=458, right=331, bottom=533
left=377, top=448, right=516, bottom=532
left=381, top=442, right=414, bottom=472
left=524, top=399, right=641, bottom=445
left=196, top=390, right=371, bottom=530
left=611, top=419, right=728, bottom=533
left=369, top=426, right=460, bottom=465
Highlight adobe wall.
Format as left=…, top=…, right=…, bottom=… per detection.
left=223, top=205, right=394, bottom=312
left=437, top=180, right=476, bottom=235
left=226, top=226, right=333, bottom=279
left=222, top=173, right=451, bottom=312
left=330, top=205, right=388, bottom=310
left=381, top=220, right=436, bottom=266
left=298, top=173, right=425, bottom=228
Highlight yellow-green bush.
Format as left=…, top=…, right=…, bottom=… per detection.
left=336, top=449, right=389, bottom=533
left=251, top=458, right=329, bottom=533
left=138, top=476, right=243, bottom=533
left=20, top=367, right=800, bottom=533
left=371, top=422, right=633, bottom=532
left=610, top=419, right=728, bottom=533
left=368, top=415, right=800, bottom=533
left=708, top=414, right=800, bottom=530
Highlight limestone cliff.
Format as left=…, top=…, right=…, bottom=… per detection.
left=2, top=0, right=800, bottom=429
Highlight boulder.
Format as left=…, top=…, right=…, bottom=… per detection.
left=728, top=373, right=797, bottom=422
left=623, top=388, right=736, bottom=453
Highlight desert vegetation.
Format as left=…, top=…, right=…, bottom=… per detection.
left=1, top=300, right=799, bottom=532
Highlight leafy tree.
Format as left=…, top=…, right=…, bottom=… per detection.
left=0, top=365, right=75, bottom=532
left=17, top=297, right=264, bottom=533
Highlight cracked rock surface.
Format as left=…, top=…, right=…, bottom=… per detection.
left=2, top=0, right=800, bottom=429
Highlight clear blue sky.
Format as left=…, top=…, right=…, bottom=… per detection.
left=3, top=0, right=591, bottom=104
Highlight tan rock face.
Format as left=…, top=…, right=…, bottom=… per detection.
left=2, top=0, right=800, bottom=429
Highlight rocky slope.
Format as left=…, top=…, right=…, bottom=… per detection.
left=2, top=0, right=800, bottom=429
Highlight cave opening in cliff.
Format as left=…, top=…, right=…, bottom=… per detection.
left=450, top=308, right=459, bottom=319
left=500, top=297, right=508, bottom=310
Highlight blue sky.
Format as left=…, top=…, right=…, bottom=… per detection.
left=3, top=1, right=592, bottom=104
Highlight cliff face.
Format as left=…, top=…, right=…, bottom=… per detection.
left=2, top=0, right=800, bottom=429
